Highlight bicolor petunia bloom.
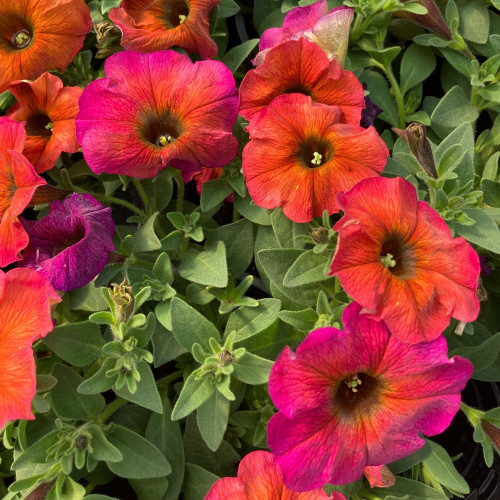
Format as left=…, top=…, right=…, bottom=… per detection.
left=7, top=73, right=82, bottom=173
left=76, top=50, right=238, bottom=179
left=0, top=0, right=91, bottom=93
left=329, top=176, right=480, bottom=344
left=20, top=193, right=115, bottom=292
left=267, top=302, right=473, bottom=491
left=109, top=0, right=220, bottom=59
left=239, top=39, right=365, bottom=125
left=254, top=0, right=353, bottom=66
left=0, top=268, right=60, bottom=429
left=0, top=117, right=46, bottom=267
left=242, top=94, right=388, bottom=223
left=205, top=451, right=344, bottom=500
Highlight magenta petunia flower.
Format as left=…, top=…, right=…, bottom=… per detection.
left=254, top=1, right=353, bottom=66
left=76, top=50, right=238, bottom=179
left=267, top=302, right=473, bottom=491
left=20, top=193, right=115, bottom=291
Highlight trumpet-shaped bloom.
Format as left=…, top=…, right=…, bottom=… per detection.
left=0, top=268, right=60, bottom=429
left=7, top=73, right=82, bottom=173
left=206, top=451, right=344, bottom=500
left=0, top=0, right=91, bottom=93
left=109, top=0, right=220, bottom=59
left=0, top=117, right=46, bottom=267
left=254, top=1, right=353, bottom=66
left=242, top=94, right=388, bottom=223
left=239, top=39, right=365, bottom=124
left=76, top=50, right=238, bottom=179
left=20, top=193, right=115, bottom=292
left=329, top=176, right=480, bottom=343
left=267, top=302, right=473, bottom=491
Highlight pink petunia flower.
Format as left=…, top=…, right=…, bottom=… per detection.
left=329, top=176, right=480, bottom=343
left=76, top=50, right=238, bottom=179
left=267, top=302, right=473, bottom=491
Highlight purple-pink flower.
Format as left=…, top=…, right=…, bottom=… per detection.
left=20, top=193, right=115, bottom=291
left=267, top=302, right=473, bottom=491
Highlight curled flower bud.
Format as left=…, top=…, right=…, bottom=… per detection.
left=109, top=280, right=135, bottom=324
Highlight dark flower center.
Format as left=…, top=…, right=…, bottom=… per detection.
left=380, top=233, right=412, bottom=277
left=161, top=0, right=190, bottom=28
left=52, top=221, right=86, bottom=256
left=25, top=112, right=53, bottom=137
left=0, top=14, right=34, bottom=50
left=334, top=372, right=381, bottom=415
left=298, top=136, right=332, bottom=169
left=140, top=113, right=182, bottom=147
left=285, top=85, right=311, bottom=97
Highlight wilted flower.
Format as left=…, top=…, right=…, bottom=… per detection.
left=329, top=176, right=480, bottom=344
left=206, top=451, right=344, bottom=499
left=76, top=50, right=238, bottom=179
left=0, top=0, right=91, bottom=93
left=240, top=39, right=365, bottom=124
left=20, top=193, right=115, bottom=292
left=242, top=94, right=388, bottom=223
left=0, top=268, right=60, bottom=429
left=254, top=0, right=353, bottom=66
left=109, top=0, right=220, bottom=59
left=267, top=302, right=473, bottom=491
left=363, top=466, right=396, bottom=488
left=7, top=73, right=82, bottom=173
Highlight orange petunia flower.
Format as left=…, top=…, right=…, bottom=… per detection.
left=0, top=0, right=91, bottom=94
left=109, top=0, right=220, bottom=59
left=0, top=268, right=60, bottom=429
left=7, top=73, right=82, bottom=173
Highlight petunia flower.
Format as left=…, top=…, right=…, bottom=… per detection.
left=363, top=466, right=396, bottom=488
left=254, top=1, right=353, bottom=66
left=0, top=0, right=91, bottom=94
left=20, top=193, right=115, bottom=292
left=205, top=451, right=344, bottom=500
left=329, top=176, right=480, bottom=344
left=0, top=268, right=60, bottom=429
left=239, top=39, right=365, bottom=125
left=76, top=50, right=238, bottom=179
left=267, top=302, right=473, bottom=491
left=6, top=73, right=82, bottom=173
left=0, top=117, right=46, bottom=267
left=242, top=94, right=388, bottom=223
left=109, top=0, right=220, bottom=59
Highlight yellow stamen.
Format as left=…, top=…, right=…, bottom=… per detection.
left=311, top=152, right=323, bottom=166
left=179, top=14, right=187, bottom=23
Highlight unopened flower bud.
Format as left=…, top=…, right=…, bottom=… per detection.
left=481, top=420, right=500, bottom=452
left=94, top=21, right=124, bottom=59
left=396, top=0, right=452, bottom=40
left=109, top=280, right=134, bottom=324
left=310, top=227, right=329, bottom=245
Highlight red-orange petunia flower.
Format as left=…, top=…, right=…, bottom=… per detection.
left=329, top=176, right=480, bottom=344
left=242, top=94, right=388, bottom=223
left=0, top=268, right=60, bottom=429
left=0, top=0, right=91, bottom=94
left=7, top=73, right=82, bottom=173
left=109, top=0, right=220, bottom=59
left=0, top=117, right=46, bottom=267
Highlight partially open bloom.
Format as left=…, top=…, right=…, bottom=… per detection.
left=242, top=94, right=388, bottom=223
left=109, top=0, right=220, bottom=59
left=7, top=73, right=82, bottom=173
left=0, top=0, right=91, bottom=93
left=329, top=176, right=480, bottom=343
left=0, top=117, right=46, bottom=267
left=0, top=268, right=60, bottom=429
left=240, top=39, right=365, bottom=124
left=206, top=451, right=343, bottom=499
left=20, top=193, right=115, bottom=292
left=267, top=302, right=473, bottom=491
left=76, top=50, right=238, bottom=179
left=254, top=1, right=353, bottom=66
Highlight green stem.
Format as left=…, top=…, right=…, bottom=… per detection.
left=157, top=369, right=183, bottom=388
left=133, top=179, right=149, bottom=208
left=461, top=401, right=483, bottom=427
left=91, top=193, right=145, bottom=217
left=85, top=482, right=96, bottom=495
left=170, top=170, right=185, bottom=213
left=128, top=257, right=154, bottom=269
left=384, top=64, right=406, bottom=128
left=98, top=398, right=128, bottom=423
left=232, top=205, right=240, bottom=222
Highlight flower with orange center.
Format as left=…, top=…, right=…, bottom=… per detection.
left=329, top=176, right=480, bottom=344
left=109, top=0, right=220, bottom=59
left=242, top=93, right=388, bottom=223
left=0, top=0, right=91, bottom=94
left=0, top=268, right=60, bottom=429
left=0, top=117, right=46, bottom=267
left=6, top=73, right=82, bottom=173
left=239, top=39, right=365, bottom=125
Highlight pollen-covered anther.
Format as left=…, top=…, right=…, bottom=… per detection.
left=345, top=374, right=362, bottom=393
left=380, top=253, right=396, bottom=268
left=158, top=134, right=175, bottom=146
left=311, top=151, right=323, bottom=166
left=13, top=30, right=31, bottom=49
left=179, top=14, right=187, bottom=23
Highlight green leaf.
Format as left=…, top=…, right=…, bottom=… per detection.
left=234, top=192, right=272, bottom=226
left=101, top=0, right=121, bottom=14
left=171, top=297, right=220, bottom=351
left=44, top=321, right=104, bottom=366
left=439, top=48, right=475, bottom=78
left=400, top=44, right=436, bottom=95
left=233, top=352, right=274, bottom=384
left=218, top=0, right=240, bottom=18
left=271, top=208, right=294, bottom=248
left=482, top=179, right=500, bottom=207
left=197, top=391, right=230, bottom=452
left=200, top=178, right=233, bottom=212
left=431, top=86, right=479, bottom=129
left=388, top=441, right=432, bottom=474
left=368, top=476, right=449, bottom=499
left=283, top=249, right=330, bottom=287
left=78, top=358, right=117, bottom=394
left=451, top=331, right=500, bottom=373
left=11, top=431, right=59, bottom=469
left=453, top=208, right=500, bottom=254
left=182, top=463, right=219, bottom=500
left=106, top=424, right=171, bottom=479
left=172, top=372, right=215, bottom=421
left=222, top=39, right=260, bottom=73
left=88, top=425, right=123, bottom=463
left=51, top=364, right=105, bottom=420
left=69, top=283, right=109, bottom=311
left=152, top=321, right=187, bottom=367
left=130, top=478, right=169, bottom=500
left=278, top=308, right=318, bottom=332
left=178, top=240, right=228, bottom=288
left=456, top=0, right=490, bottom=44
left=133, top=213, right=161, bottom=253
left=361, top=70, right=399, bottom=127
left=153, top=253, right=174, bottom=284
left=365, top=46, right=401, bottom=68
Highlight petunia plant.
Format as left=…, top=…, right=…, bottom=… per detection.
left=0, top=0, right=500, bottom=499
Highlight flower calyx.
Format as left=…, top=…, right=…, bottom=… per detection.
left=206, top=275, right=259, bottom=314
